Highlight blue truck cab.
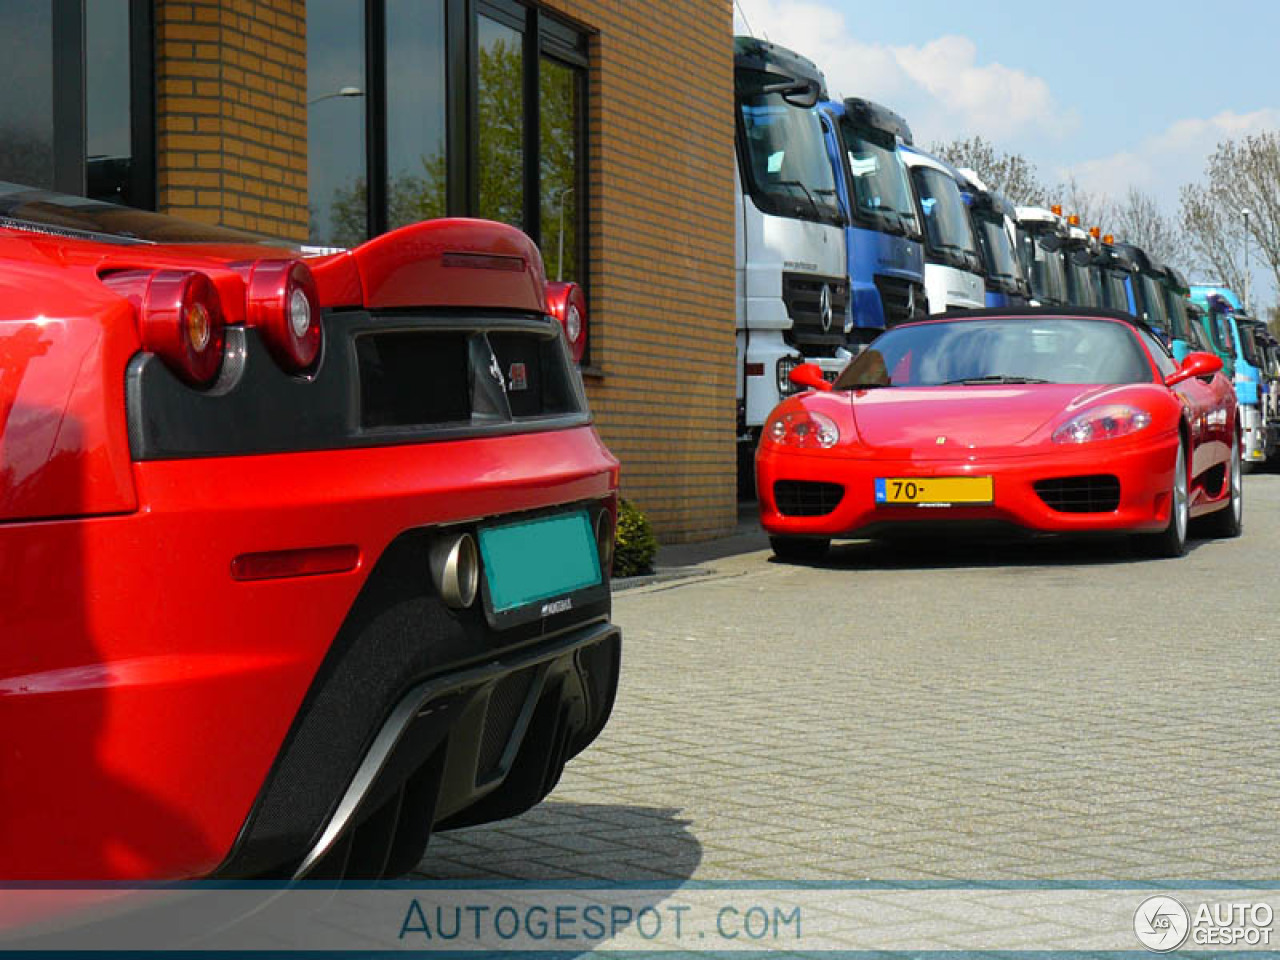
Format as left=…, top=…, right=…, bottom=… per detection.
left=819, top=97, right=927, bottom=344
left=1190, top=284, right=1269, bottom=465
left=956, top=168, right=1028, bottom=308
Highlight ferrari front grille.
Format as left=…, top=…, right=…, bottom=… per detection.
left=774, top=480, right=845, bottom=517
left=1034, top=475, right=1121, bottom=513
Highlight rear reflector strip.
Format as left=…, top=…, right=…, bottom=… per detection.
left=231, top=545, right=361, bottom=581
left=441, top=252, right=526, bottom=272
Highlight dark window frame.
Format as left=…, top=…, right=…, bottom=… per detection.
left=24, top=0, right=155, bottom=206
left=335, top=0, right=590, bottom=358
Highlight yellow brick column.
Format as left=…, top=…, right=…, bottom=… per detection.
left=154, top=0, right=308, bottom=241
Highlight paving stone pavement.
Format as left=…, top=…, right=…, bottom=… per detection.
left=417, top=474, right=1280, bottom=885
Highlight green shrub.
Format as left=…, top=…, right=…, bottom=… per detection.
left=613, top=498, right=658, bottom=578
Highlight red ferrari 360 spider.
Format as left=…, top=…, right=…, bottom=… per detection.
left=758, top=308, right=1241, bottom=561
left=0, top=184, right=619, bottom=881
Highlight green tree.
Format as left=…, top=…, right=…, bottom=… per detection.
left=930, top=135, right=1049, bottom=206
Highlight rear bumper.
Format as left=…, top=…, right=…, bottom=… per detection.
left=757, top=434, right=1180, bottom=538
left=0, top=425, right=619, bottom=880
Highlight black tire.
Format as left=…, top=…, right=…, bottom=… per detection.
left=1201, top=429, right=1244, bottom=538
left=769, top=536, right=829, bottom=563
left=1138, top=438, right=1189, bottom=558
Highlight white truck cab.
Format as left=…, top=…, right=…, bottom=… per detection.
left=734, top=37, right=849, bottom=481
left=1015, top=205, right=1070, bottom=307
left=900, top=146, right=984, bottom=312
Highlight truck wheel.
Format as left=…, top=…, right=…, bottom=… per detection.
left=769, top=536, right=829, bottom=564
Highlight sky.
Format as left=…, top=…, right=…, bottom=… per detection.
left=733, top=0, right=1280, bottom=300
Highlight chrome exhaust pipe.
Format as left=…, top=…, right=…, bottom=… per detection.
left=428, top=533, right=479, bottom=608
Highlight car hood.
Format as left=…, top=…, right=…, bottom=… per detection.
left=849, top=384, right=1121, bottom=459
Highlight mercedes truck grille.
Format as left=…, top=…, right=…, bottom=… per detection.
left=782, top=273, right=850, bottom=355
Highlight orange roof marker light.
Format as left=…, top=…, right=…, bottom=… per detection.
left=1067, top=214, right=1081, bottom=226
left=1090, top=226, right=1102, bottom=239
left=1103, top=233, right=1115, bottom=245
left=1051, top=204, right=1063, bottom=216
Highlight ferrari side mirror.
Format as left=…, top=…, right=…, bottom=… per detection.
left=1165, top=351, right=1223, bottom=387
left=789, top=362, right=832, bottom=392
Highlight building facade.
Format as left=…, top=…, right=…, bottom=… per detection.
left=0, top=0, right=737, bottom=542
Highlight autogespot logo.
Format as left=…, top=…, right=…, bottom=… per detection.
left=1134, top=895, right=1191, bottom=952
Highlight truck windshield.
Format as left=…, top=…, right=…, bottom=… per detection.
left=1165, top=291, right=1191, bottom=343
left=737, top=74, right=842, bottom=226
left=910, top=167, right=979, bottom=269
left=834, top=316, right=1152, bottom=388
left=839, top=121, right=918, bottom=237
left=1064, top=252, right=1097, bottom=308
left=1137, top=274, right=1170, bottom=339
left=1101, top=269, right=1129, bottom=312
left=973, top=213, right=1020, bottom=288
left=0, top=181, right=287, bottom=245
left=1020, top=231, right=1066, bottom=304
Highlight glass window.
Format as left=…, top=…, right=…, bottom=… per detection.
left=386, top=0, right=447, bottom=231
left=0, top=5, right=55, bottom=189
left=736, top=72, right=841, bottom=225
left=477, top=15, right=524, bottom=228
left=1138, top=274, right=1169, bottom=339
left=307, top=0, right=367, bottom=246
left=910, top=167, right=979, bottom=268
left=540, top=56, right=581, bottom=283
left=835, top=317, right=1153, bottom=389
left=838, top=121, right=916, bottom=236
left=974, top=214, right=1019, bottom=289
left=1136, top=327, right=1177, bottom=378
left=85, top=0, right=135, bottom=204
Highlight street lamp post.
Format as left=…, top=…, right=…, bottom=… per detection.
left=1242, top=208, right=1251, bottom=312
left=308, top=86, right=364, bottom=106
left=555, top=185, right=574, bottom=282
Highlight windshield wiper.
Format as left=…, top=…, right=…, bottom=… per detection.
left=774, top=179, right=822, bottom=220
left=939, top=375, right=1053, bottom=385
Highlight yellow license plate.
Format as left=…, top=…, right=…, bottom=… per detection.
left=875, top=476, right=993, bottom=505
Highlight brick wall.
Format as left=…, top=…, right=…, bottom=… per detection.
left=155, top=0, right=308, bottom=241
left=151, top=0, right=737, bottom=543
left=543, top=0, right=738, bottom=543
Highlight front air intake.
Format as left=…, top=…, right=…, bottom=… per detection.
left=1034, top=475, right=1121, bottom=513
left=774, top=480, right=844, bottom=517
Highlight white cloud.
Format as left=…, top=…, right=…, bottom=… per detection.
left=1062, top=108, right=1280, bottom=208
left=733, top=0, right=1075, bottom=143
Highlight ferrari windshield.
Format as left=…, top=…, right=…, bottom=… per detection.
left=834, top=316, right=1153, bottom=388
left=0, top=181, right=290, bottom=246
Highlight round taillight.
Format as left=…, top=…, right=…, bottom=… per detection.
left=139, top=270, right=226, bottom=387
left=245, top=259, right=322, bottom=373
left=545, top=280, right=587, bottom=364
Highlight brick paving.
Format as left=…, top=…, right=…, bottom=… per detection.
left=417, top=475, right=1280, bottom=885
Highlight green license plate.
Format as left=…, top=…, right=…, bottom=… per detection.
left=478, top=510, right=602, bottom=613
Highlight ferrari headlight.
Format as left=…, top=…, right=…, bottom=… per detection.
left=765, top=409, right=840, bottom=449
left=1052, top=405, right=1152, bottom=444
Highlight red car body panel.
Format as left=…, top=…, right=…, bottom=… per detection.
left=758, top=314, right=1238, bottom=541
left=0, top=210, right=620, bottom=881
